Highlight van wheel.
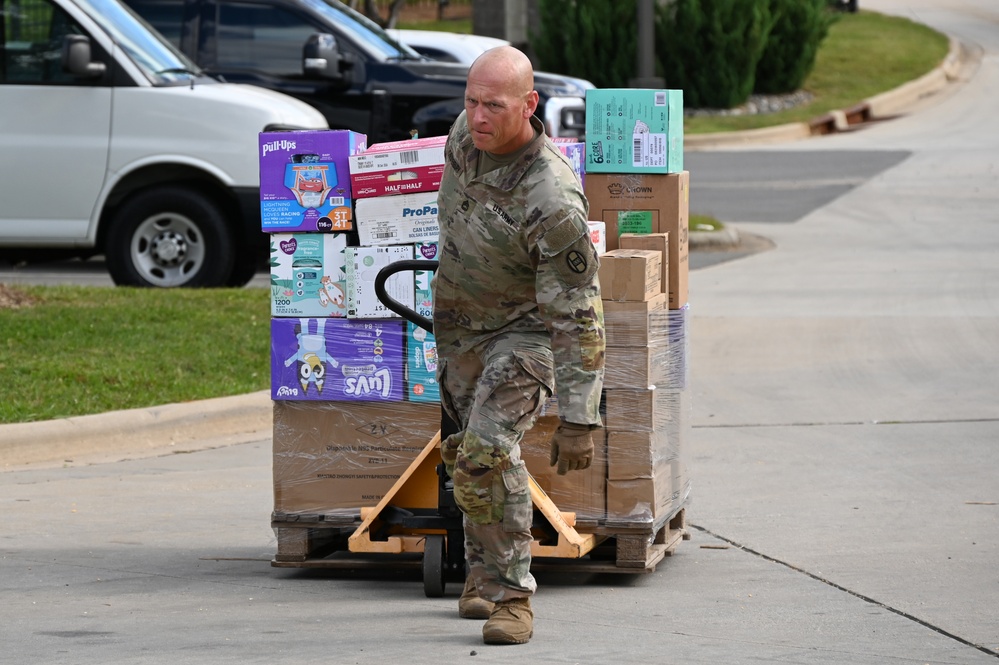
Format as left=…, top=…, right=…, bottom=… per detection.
left=106, top=187, right=234, bottom=288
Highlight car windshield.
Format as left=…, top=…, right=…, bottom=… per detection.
left=303, top=0, right=422, bottom=61
left=74, top=0, right=204, bottom=84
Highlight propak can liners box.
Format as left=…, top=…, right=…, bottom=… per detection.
left=269, top=233, right=348, bottom=318
left=259, top=130, right=366, bottom=232
left=584, top=88, right=683, bottom=174
left=354, top=190, right=441, bottom=246
left=270, top=317, right=405, bottom=402
left=585, top=171, right=689, bottom=309
left=348, top=135, right=446, bottom=198
left=345, top=245, right=415, bottom=319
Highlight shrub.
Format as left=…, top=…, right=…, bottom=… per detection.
left=754, top=0, right=836, bottom=94
left=655, top=0, right=775, bottom=109
left=532, top=0, right=640, bottom=89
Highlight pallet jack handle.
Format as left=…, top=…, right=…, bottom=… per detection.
left=374, top=259, right=438, bottom=334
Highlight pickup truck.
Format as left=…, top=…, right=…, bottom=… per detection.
left=123, top=0, right=589, bottom=143
left=0, top=0, right=328, bottom=287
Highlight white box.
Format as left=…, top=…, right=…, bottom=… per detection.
left=587, top=221, right=606, bottom=255
left=345, top=245, right=415, bottom=319
left=348, top=135, right=446, bottom=198
left=355, top=191, right=441, bottom=246
left=269, top=233, right=348, bottom=317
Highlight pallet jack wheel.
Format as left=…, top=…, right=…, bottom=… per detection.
left=422, top=534, right=446, bottom=598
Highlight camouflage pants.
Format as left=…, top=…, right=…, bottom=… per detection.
left=439, top=332, right=554, bottom=602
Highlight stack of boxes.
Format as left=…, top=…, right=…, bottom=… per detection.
left=261, top=129, right=444, bottom=518
left=583, top=88, right=692, bottom=527
left=262, top=89, right=691, bottom=534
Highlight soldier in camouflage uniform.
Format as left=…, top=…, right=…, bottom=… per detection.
left=431, top=46, right=605, bottom=645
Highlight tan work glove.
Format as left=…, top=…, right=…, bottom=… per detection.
left=549, top=421, right=595, bottom=475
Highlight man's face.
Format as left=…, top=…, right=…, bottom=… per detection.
left=464, top=68, right=534, bottom=154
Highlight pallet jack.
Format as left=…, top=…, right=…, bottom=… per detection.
left=347, top=260, right=602, bottom=597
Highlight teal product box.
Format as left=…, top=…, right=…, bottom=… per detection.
left=269, top=233, right=348, bottom=317
left=584, top=89, right=683, bottom=174
left=259, top=130, right=366, bottom=233
left=345, top=245, right=415, bottom=319
left=406, top=322, right=439, bottom=403
left=414, top=241, right=438, bottom=321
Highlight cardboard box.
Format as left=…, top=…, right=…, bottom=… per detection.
left=355, top=191, right=440, bottom=246
left=406, top=322, right=439, bottom=403
left=272, top=400, right=441, bottom=514
left=348, top=135, right=446, bottom=198
left=606, top=429, right=675, bottom=480
left=604, top=342, right=670, bottom=389
left=584, top=171, right=689, bottom=308
left=598, top=248, right=662, bottom=302
left=602, top=293, right=669, bottom=346
left=345, top=245, right=415, bottom=319
left=413, top=241, right=438, bottom=321
left=604, top=387, right=684, bottom=432
left=584, top=88, right=683, bottom=174
left=271, top=318, right=405, bottom=401
left=620, top=233, right=668, bottom=296
left=587, top=221, right=606, bottom=255
left=606, top=460, right=674, bottom=523
left=259, top=130, right=366, bottom=232
left=268, top=233, right=348, bottom=317
left=519, top=415, right=607, bottom=521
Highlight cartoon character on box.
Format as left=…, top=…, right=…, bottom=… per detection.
left=286, top=154, right=333, bottom=209
left=318, top=275, right=345, bottom=311
left=283, top=318, right=339, bottom=395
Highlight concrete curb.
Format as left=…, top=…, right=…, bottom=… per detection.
left=685, top=36, right=963, bottom=151
left=0, top=390, right=272, bottom=470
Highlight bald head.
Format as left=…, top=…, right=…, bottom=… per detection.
left=464, top=46, right=540, bottom=154
left=469, top=46, right=535, bottom=98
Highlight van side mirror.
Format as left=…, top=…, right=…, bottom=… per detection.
left=303, top=33, right=352, bottom=82
left=61, top=34, right=107, bottom=78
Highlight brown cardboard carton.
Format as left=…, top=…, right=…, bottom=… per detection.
left=585, top=171, right=689, bottom=309
left=598, top=248, right=662, bottom=302
left=272, top=400, right=441, bottom=515
left=602, top=293, right=669, bottom=346
left=604, top=342, right=671, bottom=389
left=606, top=429, right=675, bottom=480
left=619, top=233, right=668, bottom=296
left=520, top=415, right=607, bottom=521
left=605, top=458, right=673, bottom=523
left=604, top=387, right=684, bottom=432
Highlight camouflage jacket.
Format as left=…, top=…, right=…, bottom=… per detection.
left=432, top=111, right=605, bottom=426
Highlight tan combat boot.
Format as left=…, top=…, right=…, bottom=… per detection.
left=458, top=576, right=494, bottom=619
left=481, top=597, right=533, bottom=645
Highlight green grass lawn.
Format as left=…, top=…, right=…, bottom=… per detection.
left=0, top=285, right=270, bottom=424
left=0, top=8, right=952, bottom=425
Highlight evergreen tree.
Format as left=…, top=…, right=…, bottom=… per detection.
left=656, top=0, right=775, bottom=108
left=755, top=0, right=836, bottom=94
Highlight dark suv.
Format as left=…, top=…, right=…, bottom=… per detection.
left=124, top=0, right=589, bottom=143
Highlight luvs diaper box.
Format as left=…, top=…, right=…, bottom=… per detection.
left=271, top=317, right=405, bottom=402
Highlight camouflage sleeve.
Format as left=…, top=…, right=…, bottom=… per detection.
left=535, top=207, right=606, bottom=427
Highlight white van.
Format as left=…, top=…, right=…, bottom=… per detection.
left=0, top=0, right=328, bottom=287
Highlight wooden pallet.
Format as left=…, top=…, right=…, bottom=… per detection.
left=272, top=506, right=689, bottom=573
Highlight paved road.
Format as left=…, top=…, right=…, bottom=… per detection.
left=3, top=1, right=997, bottom=663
